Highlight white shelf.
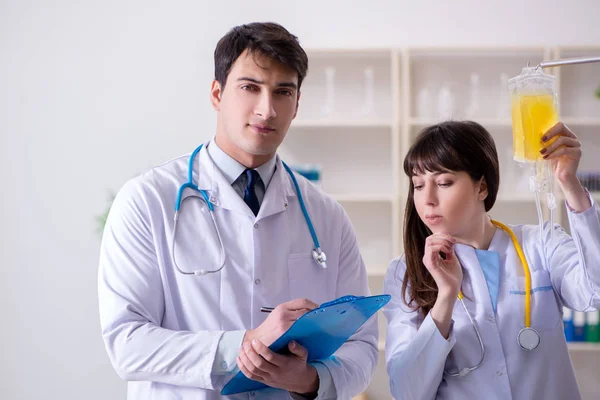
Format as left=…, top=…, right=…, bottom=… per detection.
left=292, top=119, right=393, bottom=128
left=409, top=118, right=512, bottom=127
left=561, top=117, right=600, bottom=127
left=568, top=342, right=600, bottom=352
left=331, top=193, right=395, bottom=203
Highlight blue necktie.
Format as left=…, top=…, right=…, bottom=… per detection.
left=243, top=169, right=260, bottom=216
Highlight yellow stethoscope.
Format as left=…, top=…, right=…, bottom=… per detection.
left=446, top=219, right=539, bottom=378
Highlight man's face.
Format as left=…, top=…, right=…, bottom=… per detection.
left=211, top=50, right=300, bottom=167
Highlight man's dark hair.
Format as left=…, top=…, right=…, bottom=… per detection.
left=214, top=22, right=308, bottom=90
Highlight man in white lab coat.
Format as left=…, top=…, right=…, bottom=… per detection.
left=98, top=22, right=378, bottom=399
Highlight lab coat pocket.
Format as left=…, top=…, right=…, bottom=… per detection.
left=509, top=270, right=560, bottom=332
left=287, top=253, right=331, bottom=305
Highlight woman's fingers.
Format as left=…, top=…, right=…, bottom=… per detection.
left=541, top=136, right=580, bottom=157
left=427, top=233, right=456, bottom=242
left=425, top=235, right=456, bottom=249
left=543, top=146, right=582, bottom=160
left=542, top=122, right=577, bottom=142
left=424, top=243, right=454, bottom=270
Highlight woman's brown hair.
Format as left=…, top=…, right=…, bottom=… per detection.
left=401, top=121, right=500, bottom=317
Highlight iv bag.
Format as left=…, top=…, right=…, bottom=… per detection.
left=508, top=67, right=559, bottom=163
left=508, top=67, right=559, bottom=239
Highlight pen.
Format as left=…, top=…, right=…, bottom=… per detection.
left=260, top=307, right=274, bottom=313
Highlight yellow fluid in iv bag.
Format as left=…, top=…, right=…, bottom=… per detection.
left=511, top=93, right=559, bottom=162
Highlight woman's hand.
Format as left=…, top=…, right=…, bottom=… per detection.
left=423, top=233, right=463, bottom=339
left=541, top=122, right=591, bottom=212
left=541, top=122, right=581, bottom=185
left=423, top=233, right=463, bottom=299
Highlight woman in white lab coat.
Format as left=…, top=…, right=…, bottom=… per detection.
left=384, top=120, right=599, bottom=399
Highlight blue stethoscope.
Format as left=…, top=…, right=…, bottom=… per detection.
left=171, top=144, right=327, bottom=276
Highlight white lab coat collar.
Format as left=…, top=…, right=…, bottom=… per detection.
left=195, top=142, right=296, bottom=220
left=453, top=226, right=516, bottom=312
left=453, top=244, right=480, bottom=303
left=488, top=224, right=526, bottom=279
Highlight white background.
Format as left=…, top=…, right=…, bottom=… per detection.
left=2, top=1, right=600, bottom=398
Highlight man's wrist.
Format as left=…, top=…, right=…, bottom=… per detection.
left=242, top=329, right=253, bottom=345
left=294, top=364, right=319, bottom=395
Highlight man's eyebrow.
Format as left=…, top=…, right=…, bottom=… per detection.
left=237, top=77, right=297, bottom=89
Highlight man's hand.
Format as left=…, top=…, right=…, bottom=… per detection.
left=237, top=339, right=319, bottom=395
left=243, top=298, right=318, bottom=347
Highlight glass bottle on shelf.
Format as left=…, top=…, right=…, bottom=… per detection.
left=416, top=86, right=433, bottom=120
left=464, top=73, right=481, bottom=119
left=360, top=66, right=375, bottom=117
left=496, top=73, right=511, bottom=119
left=320, top=66, right=336, bottom=118
left=437, top=83, right=455, bottom=120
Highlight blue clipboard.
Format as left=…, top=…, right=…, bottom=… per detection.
left=221, top=294, right=390, bottom=395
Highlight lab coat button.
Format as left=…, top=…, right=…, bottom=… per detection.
left=496, top=370, right=503, bottom=376
left=255, top=279, right=261, bottom=285
left=487, top=314, right=495, bottom=322
left=254, top=223, right=259, bottom=229
left=210, top=196, right=216, bottom=203
left=221, top=361, right=227, bottom=370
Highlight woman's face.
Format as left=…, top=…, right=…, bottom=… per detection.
left=411, top=170, right=487, bottom=237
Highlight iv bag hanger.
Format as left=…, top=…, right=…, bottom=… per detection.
left=533, top=55, right=600, bottom=69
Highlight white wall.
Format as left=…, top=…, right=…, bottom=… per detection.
left=1, top=1, right=599, bottom=398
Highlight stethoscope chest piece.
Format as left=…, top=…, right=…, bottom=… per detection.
left=312, top=248, right=327, bottom=269
left=518, top=327, right=540, bottom=351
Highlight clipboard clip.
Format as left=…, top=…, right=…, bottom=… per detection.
left=319, top=295, right=364, bottom=308
left=261, top=296, right=363, bottom=314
